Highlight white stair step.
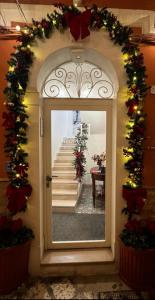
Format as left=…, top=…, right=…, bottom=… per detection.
left=52, top=179, right=78, bottom=184
left=60, top=147, right=75, bottom=151
left=53, top=163, right=73, bottom=166
left=52, top=200, right=77, bottom=212
left=52, top=174, right=76, bottom=179
left=52, top=170, right=76, bottom=175
left=55, top=158, right=74, bottom=163
left=52, top=189, right=77, bottom=195
left=52, top=165, right=74, bottom=171
left=52, top=189, right=77, bottom=200
left=52, top=179, right=78, bottom=189
left=57, top=152, right=74, bottom=156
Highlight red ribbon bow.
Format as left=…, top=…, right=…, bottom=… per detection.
left=65, top=10, right=91, bottom=41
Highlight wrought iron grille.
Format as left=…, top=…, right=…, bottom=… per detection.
left=42, top=62, right=114, bottom=99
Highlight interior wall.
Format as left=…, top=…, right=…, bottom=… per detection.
left=51, top=110, right=73, bottom=166
left=80, top=111, right=106, bottom=184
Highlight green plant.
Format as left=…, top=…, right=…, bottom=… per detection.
left=120, top=219, right=155, bottom=249
left=0, top=215, right=34, bottom=249
left=73, top=122, right=88, bottom=181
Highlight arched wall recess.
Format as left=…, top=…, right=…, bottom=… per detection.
left=37, top=47, right=119, bottom=99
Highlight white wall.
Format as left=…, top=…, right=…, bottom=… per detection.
left=80, top=111, right=106, bottom=184
left=84, top=134, right=106, bottom=184
left=51, top=110, right=73, bottom=165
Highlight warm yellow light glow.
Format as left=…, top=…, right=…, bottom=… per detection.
left=123, top=156, right=132, bottom=163
left=16, top=173, right=20, bottom=178
left=23, top=28, right=29, bottom=35
left=133, top=105, right=138, bottom=111
left=22, top=97, right=28, bottom=105
left=16, top=25, right=21, bottom=32
left=52, top=19, right=56, bottom=25
left=132, top=183, right=137, bottom=188
left=18, top=83, right=23, bottom=90
left=9, top=66, right=15, bottom=72
left=123, top=53, right=129, bottom=61
left=27, top=45, right=31, bottom=49
left=127, top=121, right=134, bottom=128
left=133, top=76, right=137, bottom=81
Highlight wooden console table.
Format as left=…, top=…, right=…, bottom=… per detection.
left=90, top=167, right=105, bottom=207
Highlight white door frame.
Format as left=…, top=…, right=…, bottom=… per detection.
left=43, top=98, right=113, bottom=250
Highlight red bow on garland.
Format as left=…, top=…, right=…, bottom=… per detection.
left=64, top=10, right=91, bottom=40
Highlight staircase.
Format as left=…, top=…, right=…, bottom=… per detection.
left=52, top=138, right=80, bottom=212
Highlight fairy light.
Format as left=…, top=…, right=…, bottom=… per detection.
left=52, top=19, right=56, bottom=25
left=133, top=76, right=137, bottom=82
left=16, top=25, right=21, bottom=32
left=133, top=105, right=138, bottom=111
left=9, top=66, right=15, bottom=72
left=18, top=83, right=23, bottom=90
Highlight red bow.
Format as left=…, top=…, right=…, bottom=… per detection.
left=65, top=10, right=91, bottom=40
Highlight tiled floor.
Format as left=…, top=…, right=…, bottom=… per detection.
left=75, top=184, right=105, bottom=214
left=0, top=275, right=142, bottom=299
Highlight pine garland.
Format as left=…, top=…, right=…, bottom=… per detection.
left=2, top=4, right=148, bottom=226
left=73, top=123, right=88, bottom=181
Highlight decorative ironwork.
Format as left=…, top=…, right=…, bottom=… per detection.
left=42, top=62, right=114, bottom=99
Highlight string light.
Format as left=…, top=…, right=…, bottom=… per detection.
left=16, top=25, right=21, bottom=32
left=133, top=105, right=138, bottom=111
left=9, top=66, right=15, bottom=72
left=52, top=19, right=56, bottom=25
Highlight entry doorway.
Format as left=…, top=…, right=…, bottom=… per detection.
left=43, top=99, right=112, bottom=250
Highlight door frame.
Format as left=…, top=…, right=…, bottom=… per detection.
left=43, top=98, right=113, bottom=250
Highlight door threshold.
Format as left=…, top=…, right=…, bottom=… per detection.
left=41, top=248, right=114, bottom=265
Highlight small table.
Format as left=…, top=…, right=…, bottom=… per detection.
left=90, top=167, right=105, bottom=207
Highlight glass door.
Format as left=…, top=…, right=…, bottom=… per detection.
left=43, top=99, right=112, bottom=249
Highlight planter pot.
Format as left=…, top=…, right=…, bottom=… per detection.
left=0, top=240, right=31, bottom=294
left=119, top=240, right=155, bottom=291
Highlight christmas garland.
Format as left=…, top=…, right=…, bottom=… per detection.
left=2, top=4, right=148, bottom=226
left=73, top=122, right=88, bottom=181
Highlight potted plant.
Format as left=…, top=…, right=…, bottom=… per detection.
left=0, top=214, right=34, bottom=295
left=119, top=186, right=155, bottom=291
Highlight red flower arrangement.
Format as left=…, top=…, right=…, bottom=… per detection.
left=92, top=152, right=106, bottom=168
left=120, top=186, right=155, bottom=249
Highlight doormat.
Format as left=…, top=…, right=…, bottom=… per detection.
left=97, top=290, right=144, bottom=299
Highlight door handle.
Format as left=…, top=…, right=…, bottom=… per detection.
left=46, top=175, right=58, bottom=187
left=46, top=175, right=52, bottom=188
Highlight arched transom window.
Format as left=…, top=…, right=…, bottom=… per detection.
left=42, top=61, right=114, bottom=99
